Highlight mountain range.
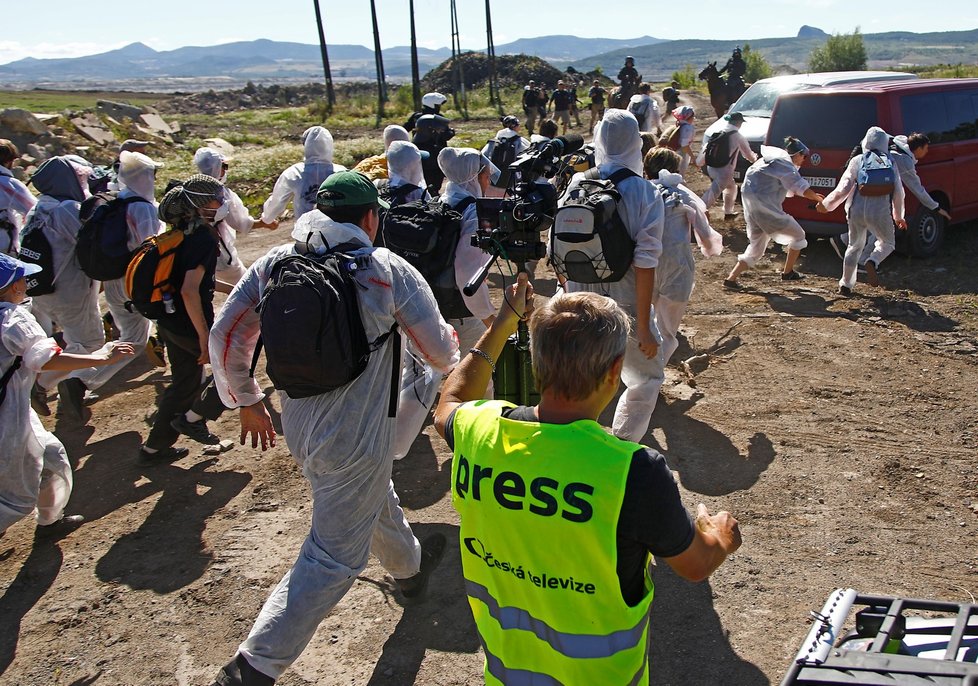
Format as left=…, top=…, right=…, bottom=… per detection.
left=1, top=28, right=976, bottom=91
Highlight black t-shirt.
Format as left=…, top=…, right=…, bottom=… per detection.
left=159, top=221, right=218, bottom=336
left=550, top=89, right=574, bottom=111
left=589, top=86, right=607, bottom=105
left=446, top=404, right=695, bottom=606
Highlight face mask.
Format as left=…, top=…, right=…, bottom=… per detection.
left=201, top=201, right=229, bottom=224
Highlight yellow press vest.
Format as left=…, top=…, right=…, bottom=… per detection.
left=451, top=400, right=654, bottom=685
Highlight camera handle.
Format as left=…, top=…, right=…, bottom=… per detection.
left=463, top=250, right=500, bottom=297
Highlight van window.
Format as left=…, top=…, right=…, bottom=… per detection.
left=730, top=82, right=806, bottom=117
left=901, top=93, right=949, bottom=143
left=943, top=90, right=978, bottom=141
left=768, top=95, right=877, bottom=149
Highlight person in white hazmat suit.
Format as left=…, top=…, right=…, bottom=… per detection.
left=260, top=126, right=345, bottom=226
left=627, top=83, right=662, bottom=135
left=379, top=140, right=430, bottom=206
left=208, top=171, right=459, bottom=686
left=1, top=139, right=37, bottom=256
left=22, top=156, right=106, bottom=416
left=723, top=137, right=824, bottom=289
left=816, top=126, right=906, bottom=295
left=645, top=147, right=724, bottom=389
left=60, top=152, right=164, bottom=411
left=353, top=124, right=412, bottom=180
left=672, top=106, right=697, bottom=175
left=697, top=112, right=757, bottom=219
left=194, top=147, right=278, bottom=284
left=559, top=109, right=666, bottom=443
left=0, top=253, right=134, bottom=536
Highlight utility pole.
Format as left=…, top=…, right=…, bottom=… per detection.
left=313, top=0, right=335, bottom=109
left=370, top=0, right=387, bottom=123
left=449, top=0, right=468, bottom=119
left=409, top=0, right=422, bottom=111
left=485, top=0, right=500, bottom=112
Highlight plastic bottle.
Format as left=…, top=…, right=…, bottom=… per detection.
left=163, top=292, right=175, bottom=315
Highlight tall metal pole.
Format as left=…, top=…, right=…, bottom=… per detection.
left=409, top=0, right=422, bottom=111
left=485, top=0, right=499, bottom=111
left=313, top=0, right=335, bottom=108
left=450, top=0, right=468, bottom=119
left=370, top=0, right=387, bottom=122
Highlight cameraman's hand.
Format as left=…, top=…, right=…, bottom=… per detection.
left=495, top=272, right=534, bottom=337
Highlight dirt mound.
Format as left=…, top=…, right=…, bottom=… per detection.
left=423, top=52, right=603, bottom=92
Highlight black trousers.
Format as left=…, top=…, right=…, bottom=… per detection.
left=145, top=325, right=226, bottom=450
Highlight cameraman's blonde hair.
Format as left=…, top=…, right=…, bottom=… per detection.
left=529, top=293, right=630, bottom=400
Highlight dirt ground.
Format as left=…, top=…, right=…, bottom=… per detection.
left=2, top=93, right=977, bottom=686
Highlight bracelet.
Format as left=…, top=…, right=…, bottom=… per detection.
left=468, top=347, right=496, bottom=373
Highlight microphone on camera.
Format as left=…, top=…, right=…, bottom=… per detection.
left=554, top=134, right=585, bottom=155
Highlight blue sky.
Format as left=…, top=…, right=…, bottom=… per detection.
left=3, top=0, right=977, bottom=65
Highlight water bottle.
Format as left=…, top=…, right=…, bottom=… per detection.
left=163, top=292, right=175, bottom=315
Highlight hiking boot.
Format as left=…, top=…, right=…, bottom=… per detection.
left=838, top=285, right=852, bottom=296
left=396, top=533, right=447, bottom=604
left=35, top=514, right=85, bottom=539
left=781, top=270, right=805, bottom=282
left=57, top=378, right=88, bottom=420
left=828, top=234, right=846, bottom=259
left=145, top=335, right=166, bottom=367
left=722, top=279, right=742, bottom=291
left=212, top=653, right=276, bottom=686
left=864, top=260, right=879, bottom=287
left=170, top=415, right=220, bottom=445
left=138, top=446, right=190, bottom=464
left=31, top=381, right=50, bottom=416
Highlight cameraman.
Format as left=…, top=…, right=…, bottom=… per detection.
left=434, top=282, right=742, bottom=686
left=559, top=109, right=666, bottom=443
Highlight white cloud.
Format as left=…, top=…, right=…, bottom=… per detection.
left=0, top=40, right=131, bottom=65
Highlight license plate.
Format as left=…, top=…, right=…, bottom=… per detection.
left=804, top=176, right=837, bottom=188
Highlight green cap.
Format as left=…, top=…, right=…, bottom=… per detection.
left=316, top=171, right=389, bottom=209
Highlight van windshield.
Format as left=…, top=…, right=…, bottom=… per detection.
left=729, top=82, right=808, bottom=118
left=768, top=95, right=878, bottom=149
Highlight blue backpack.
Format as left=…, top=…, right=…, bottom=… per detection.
left=856, top=152, right=895, bottom=197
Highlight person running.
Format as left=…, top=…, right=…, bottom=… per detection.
left=627, top=83, right=662, bottom=135
left=697, top=112, right=757, bottom=220
left=548, top=80, right=575, bottom=135
left=260, top=126, right=345, bottom=225
left=521, top=80, right=546, bottom=136
left=587, top=79, right=607, bottom=134
left=0, top=139, right=36, bottom=257
left=723, top=137, right=824, bottom=289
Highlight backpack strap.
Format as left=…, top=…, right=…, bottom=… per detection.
left=452, top=196, right=477, bottom=214
left=608, top=168, right=639, bottom=186
left=389, top=183, right=421, bottom=206
left=0, top=356, right=22, bottom=407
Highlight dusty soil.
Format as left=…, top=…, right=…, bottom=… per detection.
left=2, top=93, right=977, bottom=686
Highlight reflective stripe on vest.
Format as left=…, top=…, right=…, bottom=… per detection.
left=451, top=399, right=654, bottom=685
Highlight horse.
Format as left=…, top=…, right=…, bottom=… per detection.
left=698, top=62, right=730, bottom=118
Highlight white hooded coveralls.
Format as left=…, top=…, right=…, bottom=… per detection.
left=627, top=93, right=662, bottom=133
left=0, top=166, right=37, bottom=256
left=208, top=213, right=459, bottom=679
left=698, top=123, right=756, bottom=215
left=195, top=147, right=259, bottom=284
left=738, top=146, right=811, bottom=268
left=821, top=127, right=905, bottom=290
left=0, top=302, right=72, bottom=532
left=260, top=126, right=346, bottom=225
left=561, top=110, right=665, bottom=443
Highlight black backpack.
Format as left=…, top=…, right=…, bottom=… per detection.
left=381, top=197, right=474, bottom=319
left=252, top=245, right=399, bottom=406
left=76, top=193, right=149, bottom=281
left=704, top=130, right=735, bottom=168
left=489, top=136, right=521, bottom=169
left=550, top=168, right=637, bottom=284
left=18, top=208, right=57, bottom=296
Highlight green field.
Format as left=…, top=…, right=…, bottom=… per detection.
left=0, top=89, right=169, bottom=113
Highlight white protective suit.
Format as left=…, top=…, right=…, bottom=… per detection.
left=480, top=129, right=530, bottom=199
left=0, top=302, right=72, bottom=532
left=383, top=125, right=411, bottom=150
left=738, top=146, right=811, bottom=268
left=1, top=165, right=37, bottom=256
left=561, top=110, right=665, bottom=442
left=628, top=93, right=662, bottom=133
left=26, top=157, right=105, bottom=391
left=72, top=152, right=161, bottom=391
left=653, top=170, right=723, bottom=372
left=209, top=212, right=459, bottom=679
left=821, top=127, right=905, bottom=290
left=195, top=147, right=257, bottom=283
left=698, top=122, right=757, bottom=214
left=260, top=126, right=346, bottom=224
left=384, top=141, right=429, bottom=205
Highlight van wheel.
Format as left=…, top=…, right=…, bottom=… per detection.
left=902, top=207, right=945, bottom=258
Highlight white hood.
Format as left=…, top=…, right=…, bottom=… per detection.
left=383, top=125, right=410, bottom=151
left=892, top=135, right=912, bottom=156
left=117, top=151, right=162, bottom=201
left=302, top=126, right=335, bottom=164
left=193, top=147, right=226, bottom=180
left=861, top=126, right=890, bottom=154
left=386, top=141, right=426, bottom=190
left=438, top=147, right=486, bottom=199
left=594, top=109, right=643, bottom=176
left=760, top=145, right=792, bottom=163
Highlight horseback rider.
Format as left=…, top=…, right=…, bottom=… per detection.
left=718, top=47, right=747, bottom=103
left=617, top=56, right=642, bottom=104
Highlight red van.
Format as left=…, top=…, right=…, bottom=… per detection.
left=765, top=78, right=978, bottom=256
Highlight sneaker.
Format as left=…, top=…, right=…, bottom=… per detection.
left=170, top=415, right=221, bottom=445
left=864, top=260, right=879, bottom=287
left=781, top=270, right=805, bottom=281
left=146, top=335, right=166, bottom=367
left=138, top=446, right=190, bottom=464
left=35, top=514, right=85, bottom=539
left=57, top=378, right=88, bottom=420
left=31, top=382, right=50, bottom=416
left=828, top=234, right=846, bottom=259
left=838, top=285, right=852, bottom=296
left=212, top=653, right=275, bottom=686
left=396, top=533, right=447, bottom=604
left=722, top=279, right=742, bottom=291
